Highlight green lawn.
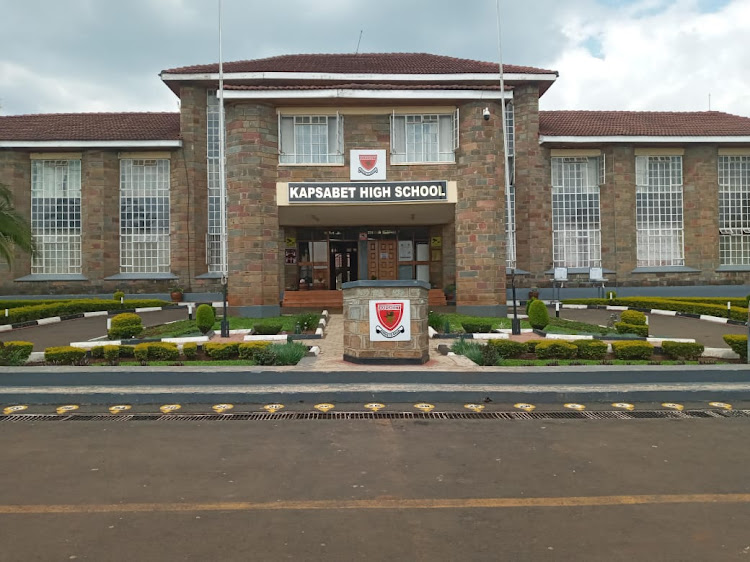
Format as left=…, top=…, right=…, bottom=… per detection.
left=433, top=313, right=531, bottom=333
left=120, top=360, right=258, bottom=366
left=139, top=314, right=315, bottom=339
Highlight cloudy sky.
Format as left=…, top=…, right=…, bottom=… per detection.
left=1, top=0, right=748, bottom=116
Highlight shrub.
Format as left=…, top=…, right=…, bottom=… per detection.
left=113, top=291, right=125, bottom=302
left=134, top=342, right=179, bottom=362
left=90, top=346, right=105, bottom=359
left=119, top=345, right=135, bottom=358
left=480, top=343, right=500, bottom=366
left=297, top=312, right=320, bottom=332
left=182, top=342, right=198, bottom=360
left=620, top=310, right=647, bottom=325
left=615, top=322, right=649, bottom=337
left=271, top=342, right=308, bottom=365
left=103, top=345, right=120, bottom=364
left=534, top=340, right=578, bottom=359
left=108, top=313, right=143, bottom=340
left=723, top=335, right=747, bottom=360
left=134, top=343, right=150, bottom=362
left=460, top=320, right=493, bottom=333
left=572, top=339, right=608, bottom=360
left=525, top=339, right=547, bottom=353
left=238, top=341, right=271, bottom=360
left=428, top=310, right=445, bottom=332
left=611, top=341, right=654, bottom=360
left=254, top=346, right=279, bottom=366
left=605, top=291, right=617, bottom=300
left=487, top=339, right=526, bottom=358
left=0, top=299, right=170, bottom=326
left=525, top=297, right=537, bottom=315
left=661, top=341, right=704, bottom=361
left=45, top=346, right=86, bottom=365
left=196, top=304, right=216, bottom=335
left=253, top=321, right=284, bottom=335
left=450, top=338, right=483, bottom=364
left=527, top=299, right=550, bottom=330
left=203, top=342, right=240, bottom=360
left=0, top=341, right=34, bottom=366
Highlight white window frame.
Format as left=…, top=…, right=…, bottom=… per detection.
left=119, top=159, right=171, bottom=273
left=30, top=159, right=82, bottom=274
left=635, top=155, right=685, bottom=267
left=278, top=113, right=344, bottom=165
left=390, top=110, right=459, bottom=164
left=718, top=155, right=750, bottom=265
left=551, top=157, right=602, bottom=268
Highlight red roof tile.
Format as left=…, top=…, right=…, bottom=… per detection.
left=0, top=112, right=181, bottom=141
left=163, top=53, right=556, bottom=76
left=539, top=111, right=750, bottom=137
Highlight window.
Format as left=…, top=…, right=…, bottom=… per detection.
left=551, top=157, right=602, bottom=268
left=391, top=111, right=459, bottom=164
left=279, top=114, right=344, bottom=164
left=719, top=155, right=750, bottom=265
left=635, top=155, right=684, bottom=267
left=206, top=91, right=223, bottom=272
left=30, top=159, right=82, bottom=274
left=120, top=159, right=171, bottom=273
left=504, top=103, right=516, bottom=267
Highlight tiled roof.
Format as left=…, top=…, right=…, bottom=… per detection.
left=224, top=83, right=511, bottom=91
left=539, top=111, right=750, bottom=137
left=0, top=112, right=181, bottom=141
left=163, top=53, right=556, bottom=75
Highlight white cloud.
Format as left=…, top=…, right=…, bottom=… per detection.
left=541, top=0, right=750, bottom=116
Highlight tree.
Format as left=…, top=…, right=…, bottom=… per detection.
left=0, top=183, right=35, bottom=265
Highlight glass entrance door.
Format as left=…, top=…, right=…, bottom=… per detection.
left=330, top=241, right=358, bottom=290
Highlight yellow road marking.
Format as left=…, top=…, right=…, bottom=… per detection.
left=2, top=494, right=750, bottom=514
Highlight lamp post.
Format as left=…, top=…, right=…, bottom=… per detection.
left=221, top=274, right=229, bottom=337
left=510, top=267, right=521, bottom=335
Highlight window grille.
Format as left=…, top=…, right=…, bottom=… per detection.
left=551, top=157, right=601, bottom=268
left=719, top=156, right=750, bottom=265
left=505, top=184, right=516, bottom=268
left=635, top=156, right=684, bottom=267
left=206, top=91, right=223, bottom=272
left=391, top=111, right=458, bottom=164
left=278, top=114, right=344, bottom=164
left=30, top=160, right=82, bottom=274
left=119, top=159, right=171, bottom=273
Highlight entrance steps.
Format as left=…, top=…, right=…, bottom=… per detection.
left=281, top=289, right=447, bottom=309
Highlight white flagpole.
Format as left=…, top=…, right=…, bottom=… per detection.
left=218, top=0, right=230, bottom=336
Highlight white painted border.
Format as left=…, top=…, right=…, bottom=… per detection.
left=224, top=89, right=512, bottom=100
left=0, top=140, right=182, bottom=148
left=540, top=135, right=750, bottom=144
left=161, top=71, right=557, bottom=83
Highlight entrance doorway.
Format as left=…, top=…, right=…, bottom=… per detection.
left=367, top=240, right=398, bottom=280
left=330, top=242, right=358, bottom=290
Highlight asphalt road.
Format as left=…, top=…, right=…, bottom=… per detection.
left=1, top=413, right=750, bottom=561
left=0, top=308, right=188, bottom=350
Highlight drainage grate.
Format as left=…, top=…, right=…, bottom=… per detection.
left=1, top=410, right=749, bottom=422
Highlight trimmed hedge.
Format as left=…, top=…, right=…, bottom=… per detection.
left=134, top=342, right=179, bottom=362
left=527, top=299, right=550, bottom=330
left=723, top=335, right=747, bottom=360
left=535, top=340, right=578, bottom=359
left=486, top=339, right=526, bottom=358
left=611, top=341, right=654, bottom=360
left=661, top=341, right=704, bottom=361
left=0, top=299, right=62, bottom=310
left=0, top=298, right=171, bottom=325
left=572, top=339, right=608, bottom=360
left=525, top=339, right=547, bottom=353
left=562, top=297, right=747, bottom=322
left=460, top=320, right=494, bottom=333
left=196, top=304, right=215, bottom=335
left=238, top=341, right=271, bottom=360
left=108, top=313, right=144, bottom=340
left=204, top=342, right=240, bottom=359
left=0, top=341, right=34, bottom=366
left=103, top=345, right=120, bottom=363
left=428, top=310, right=446, bottom=332
left=620, top=310, right=646, bottom=325
left=615, top=322, right=649, bottom=337
left=182, top=342, right=198, bottom=360
left=253, top=321, right=284, bottom=335
left=45, top=346, right=87, bottom=365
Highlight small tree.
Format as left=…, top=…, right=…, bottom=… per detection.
left=527, top=299, right=550, bottom=330
left=0, top=183, right=35, bottom=266
left=196, top=304, right=216, bottom=335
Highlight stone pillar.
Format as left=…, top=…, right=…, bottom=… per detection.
left=454, top=101, right=506, bottom=316
left=343, top=280, right=429, bottom=365
left=225, top=102, right=281, bottom=317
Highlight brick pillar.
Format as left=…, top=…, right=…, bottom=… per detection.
left=454, top=101, right=506, bottom=316
left=684, top=146, right=719, bottom=275
left=514, top=84, right=550, bottom=284
left=174, top=86, right=208, bottom=289
left=610, top=146, right=637, bottom=277
left=0, top=151, right=31, bottom=293
left=82, top=151, right=120, bottom=286
left=225, top=102, right=281, bottom=317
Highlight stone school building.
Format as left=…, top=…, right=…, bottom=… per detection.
left=1, top=53, right=750, bottom=317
